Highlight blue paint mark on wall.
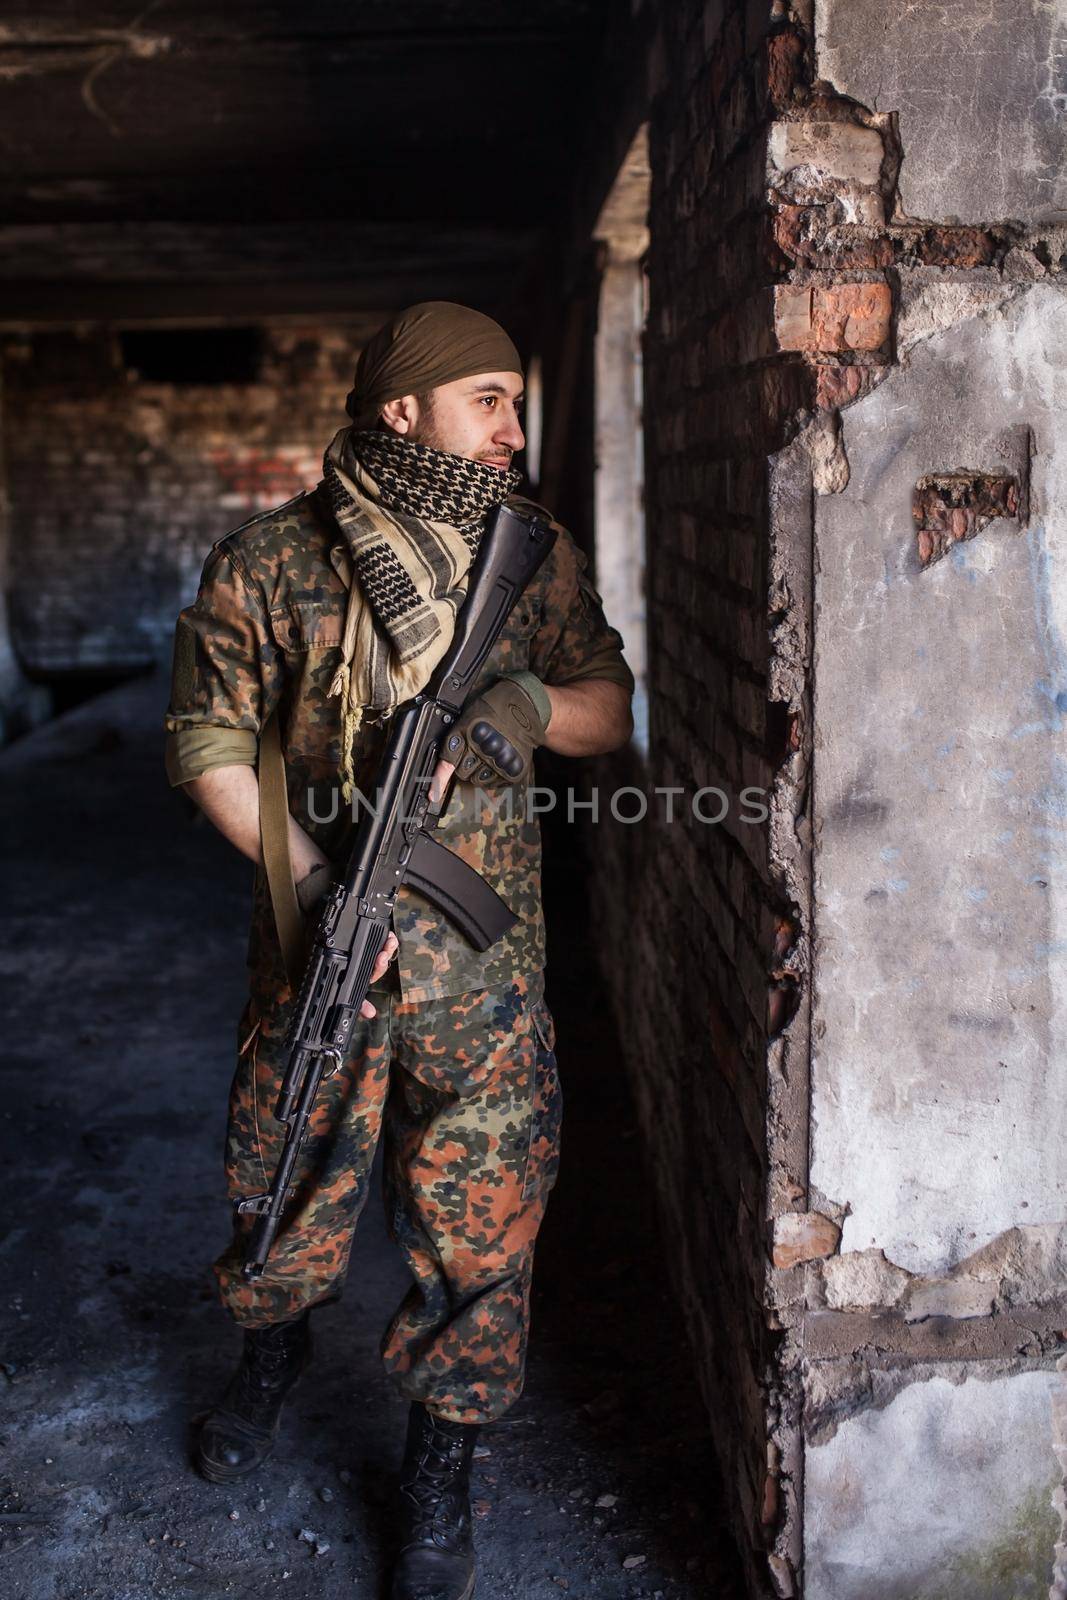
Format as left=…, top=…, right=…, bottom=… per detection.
left=1027, top=524, right=1067, bottom=736
left=948, top=542, right=980, bottom=582
left=1032, top=755, right=1067, bottom=819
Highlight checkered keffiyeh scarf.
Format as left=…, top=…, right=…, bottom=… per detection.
left=322, top=425, right=521, bottom=797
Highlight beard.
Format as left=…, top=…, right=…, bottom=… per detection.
left=410, top=398, right=512, bottom=469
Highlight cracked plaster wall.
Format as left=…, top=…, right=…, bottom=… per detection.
left=810, top=281, right=1067, bottom=1276
left=805, top=274, right=1067, bottom=1594
left=815, top=0, right=1067, bottom=225
left=806, top=1369, right=1065, bottom=1600
left=788, top=21, right=1067, bottom=1593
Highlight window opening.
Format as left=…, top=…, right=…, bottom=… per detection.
left=119, top=327, right=263, bottom=385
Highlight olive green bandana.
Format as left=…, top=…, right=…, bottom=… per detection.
left=321, top=424, right=521, bottom=799
left=345, top=300, right=523, bottom=429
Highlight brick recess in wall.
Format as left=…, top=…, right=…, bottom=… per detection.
left=912, top=471, right=1020, bottom=567
left=3, top=325, right=361, bottom=676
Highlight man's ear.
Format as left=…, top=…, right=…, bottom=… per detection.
left=379, top=394, right=420, bottom=435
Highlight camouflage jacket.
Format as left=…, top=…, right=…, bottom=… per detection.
left=164, top=485, right=633, bottom=1002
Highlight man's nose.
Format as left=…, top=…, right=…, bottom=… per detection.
left=495, top=409, right=525, bottom=451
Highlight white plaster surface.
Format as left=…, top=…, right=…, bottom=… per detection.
left=805, top=1370, right=1063, bottom=1600
left=815, top=0, right=1067, bottom=224
left=811, top=284, right=1067, bottom=1273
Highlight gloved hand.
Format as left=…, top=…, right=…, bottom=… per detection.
left=443, top=671, right=552, bottom=787
left=296, top=863, right=398, bottom=1019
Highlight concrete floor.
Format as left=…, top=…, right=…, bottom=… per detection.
left=0, top=673, right=744, bottom=1600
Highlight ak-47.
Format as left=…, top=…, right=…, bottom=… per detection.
left=236, top=501, right=557, bottom=1281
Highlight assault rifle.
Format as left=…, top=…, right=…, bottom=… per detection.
left=235, top=501, right=556, bottom=1280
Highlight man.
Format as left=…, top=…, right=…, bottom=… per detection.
left=164, top=300, right=634, bottom=1600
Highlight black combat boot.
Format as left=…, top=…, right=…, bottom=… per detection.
left=194, top=1312, right=311, bottom=1484
left=391, top=1402, right=480, bottom=1600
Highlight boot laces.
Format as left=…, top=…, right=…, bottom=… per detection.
left=234, top=1323, right=306, bottom=1409
left=401, top=1428, right=471, bottom=1542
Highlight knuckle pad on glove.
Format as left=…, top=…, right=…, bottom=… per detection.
left=474, top=725, right=505, bottom=757
left=449, top=674, right=544, bottom=788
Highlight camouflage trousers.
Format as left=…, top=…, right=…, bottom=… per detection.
left=213, top=965, right=562, bottom=1425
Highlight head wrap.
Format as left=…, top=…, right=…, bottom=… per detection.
left=345, top=301, right=523, bottom=428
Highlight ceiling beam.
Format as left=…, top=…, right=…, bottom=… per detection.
left=0, top=274, right=519, bottom=327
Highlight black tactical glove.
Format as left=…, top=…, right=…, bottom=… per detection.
left=443, top=671, right=552, bottom=787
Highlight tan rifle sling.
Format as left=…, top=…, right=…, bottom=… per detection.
left=257, top=709, right=306, bottom=990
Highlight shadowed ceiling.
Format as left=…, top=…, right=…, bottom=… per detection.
left=0, top=0, right=605, bottom=324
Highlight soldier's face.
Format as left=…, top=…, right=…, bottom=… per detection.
left=402, top=370, right=526, bottom=471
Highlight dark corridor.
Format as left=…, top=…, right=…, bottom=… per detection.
left=0, top=678, right=742, bottom=1596
left=0, top=4, right=746, bottom=1596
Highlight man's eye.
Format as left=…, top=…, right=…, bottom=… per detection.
left=481, top=396, right=497, bottom=408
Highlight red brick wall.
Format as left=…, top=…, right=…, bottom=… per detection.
left=2, top=324, right=361, bottom=677
left=583, top=5, right=811, bottom=1594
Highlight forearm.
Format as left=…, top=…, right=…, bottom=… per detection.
left=542, top=679, right=633, bottom=757
left=183, top=763, right=327, bottom=881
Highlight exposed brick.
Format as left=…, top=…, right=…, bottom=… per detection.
left=769, top=204, right=808, bottom=266
left=772, top=207, right=896, bottom=271
left=775, top=280, right=892, bottom=352
left=771, top=1211, right=841, bottom=1270
left=917, top=226, right=998, bottom=268
left=4, top=325, right=358, bottom=674
left=814, top=359, right=887, bottom=410
left=913, top=471, right=1020, bottom=568
left=766, top=27, right=806, bottom=109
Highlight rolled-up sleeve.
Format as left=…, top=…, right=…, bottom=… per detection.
left=528, top=525, right=636, bottom=695
left=163, top=545, right=282, bottom=786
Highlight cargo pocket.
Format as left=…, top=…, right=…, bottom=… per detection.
left=521, top=997, right=562, bottom=1203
